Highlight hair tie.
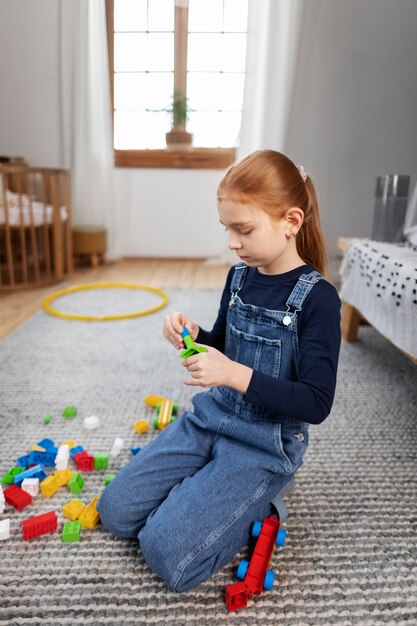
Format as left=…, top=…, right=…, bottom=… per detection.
left=297, top=165, right=308, bottom=182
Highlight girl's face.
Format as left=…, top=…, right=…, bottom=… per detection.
left=217, top=198, right=303, bottom=275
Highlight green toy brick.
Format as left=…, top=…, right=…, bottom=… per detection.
left=62, top=405, right=77, bottom=419
left=104, top=473, right=116, bottom=486
left=43, top=414, right=52, bottom=424
left=67, top=473, right=85, bottom=494
left=62, top=520, right=81, bottom=543
left=94, top=452, right=109, bottom=470
left=1, top=467, right=25, bottom=484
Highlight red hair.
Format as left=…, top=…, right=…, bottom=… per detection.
left=217, top=150, right=328, bottom=277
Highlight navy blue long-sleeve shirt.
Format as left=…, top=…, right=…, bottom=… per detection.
left=196, top=264, right=341, bottom=425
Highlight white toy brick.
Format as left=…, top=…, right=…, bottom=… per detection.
left=83, top=415, right=100, bottom=430
left=21, top=477, right=40, bottom=497
left=0, top=518, right=10, bottom=541
left=110, top=437, right=124, bottom=457
left=55, top=444, right=70, bottom=470
left=0, top=485, right=5, bottom=513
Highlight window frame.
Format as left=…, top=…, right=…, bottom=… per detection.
left=106, top=0, right=236, bottom=169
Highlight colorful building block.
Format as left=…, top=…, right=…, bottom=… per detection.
left=40, top=475, right=60, bottom=498
left=22, top=511, right=57, bottom=540
left=131, top=446, right=142, bottom=455
left=54, top=468, right=73, bottom=487
left=4, top=484, right=32, bottom=510
left=62, top=440, right=76, bottom=448
left=62, top=520, right=81, bottom=542
left=62, top=405, right=77, bottom=419
left=21, top=478, right=40, bottom=497
left=94, top=452, right=109, bottom=470
left=179, top=327, right=208, bottom=359
left=14, top=464, right=46, bottom=486
left=0, top=518, right=10, bottom=541
left=55, top=444, right=70, bottom=470
left=0, top=485, right=4, bottom=513
left=79, top=497, right=100, bottom=529
left=133, top=419, right=149, bottom=434
left=67, top=473, right=85, bottom=494
left=109, top=437, right=124, bottom=457
left=62, top=499, right=85, bottom=521
left=83, top=415, right=100, bottom=430
left=74, top=451, right=95, bottom=471
left=43, top=414, right=52, bottom=424
left=1, top=467, right=25, bottom=485
left=36, top=438, right=55, bottom=449
left=16, top=454, right=31, bottom=469
left=153, top=399, right=177, bottom=430
left=70, top=445, right=84, bottom=458
left=104, top=474, right=116, bottom=486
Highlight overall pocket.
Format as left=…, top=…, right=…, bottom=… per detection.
left=274, top=423, right=309, bottom=473
left=226, top=324, right=282, bottom=379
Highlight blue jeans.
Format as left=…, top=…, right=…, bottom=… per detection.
left=97, top=391, right=308, bottom=592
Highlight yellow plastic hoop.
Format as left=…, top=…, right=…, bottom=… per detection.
left=43, top=283, right=169, bottom=321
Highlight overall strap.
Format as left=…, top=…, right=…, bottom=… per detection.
left=229, top=262, right=249, bottom=306
left=286, top=270, right=325, bottom=311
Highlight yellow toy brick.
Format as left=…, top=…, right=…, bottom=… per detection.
left=144, top=394, right=167, bottom=407
left=79, top=497, right=100, bottom=529
left=62, top=440, right=76, bottom=448
left=40, top=475, right=59, bottom=498
left=62, top=499, right=85, bottom=521
left=54, top=468, right=73, bottom=487
left=133, top=419, right=149, bottom=434
left=30, top=444, right=46, bottom=452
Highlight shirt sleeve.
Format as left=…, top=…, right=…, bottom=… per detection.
left=244, top=282, right=341, bottom=425
left=195, top=267, right=234, bottom=352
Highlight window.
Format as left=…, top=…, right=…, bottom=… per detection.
left=106, top=0, right=248, bottom=168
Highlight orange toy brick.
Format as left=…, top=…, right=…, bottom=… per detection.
left=79, top=497, right=100, bottom=529
left=62, top=499, right=85, bottom=521
left=40, top=475, right=60, bottom=498
left=22, top=510, right=57, bottom=540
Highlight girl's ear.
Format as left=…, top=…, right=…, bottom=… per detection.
left=285, top=207, right=304, bottom=236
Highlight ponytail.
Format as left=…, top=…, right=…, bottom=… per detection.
left=296, top=176, right=328, bottom=278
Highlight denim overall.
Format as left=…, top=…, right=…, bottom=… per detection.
left=98, top=264, right=325, bottom=593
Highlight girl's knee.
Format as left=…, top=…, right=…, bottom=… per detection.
left=97, top=483, right=141, bottom=539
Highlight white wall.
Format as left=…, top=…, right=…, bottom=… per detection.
left=285, top=0, right=417, bottom=251
left=1, top=0, right=417, bottom=258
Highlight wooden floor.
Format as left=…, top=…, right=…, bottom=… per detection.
left=0, top=258, right=231, bottom=340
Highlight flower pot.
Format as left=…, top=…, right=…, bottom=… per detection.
left=165, top=129, right=193, bottom=151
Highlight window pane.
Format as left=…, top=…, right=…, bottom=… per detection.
left=188, top=0, right=223, bottom=32
left=115, top=111, right=168, bottom=149
left=115, top=0, right=147, bottom=31
left=187, top=34, right=246, bottom=72
left=148, top=0, right=174, bottom=31
left=223, top=0, right=248, bottom=32
left=188, top=111, right=242, bottom=147
left=115, top=73, right=173, bottom=110
left=115, top=33, right=174, bottom=72
left=187, top=73, right=244, bottom=111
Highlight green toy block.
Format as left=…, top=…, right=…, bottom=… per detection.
left=104, top=473, right=116, bottom=486
left=62, top=405, right=77, bottom=419
left=179, top=328, right=208, bottom=359
left=94, top=452, right=109, bottom=470
left=62, top=520, right=81, bottom=543
left=67, top=472, right=85, bottom=494
left=1, top=467, right=25, bottom=484
left=43, top=414, right=52, bottom=424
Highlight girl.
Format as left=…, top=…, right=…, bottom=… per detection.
left=98, top=150, right=341, bottom=593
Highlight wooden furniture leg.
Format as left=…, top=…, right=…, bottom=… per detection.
left=342, top=303, right=363, bottom=342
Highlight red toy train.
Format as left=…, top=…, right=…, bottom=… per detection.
left=225, top=515, right=287, bottom=612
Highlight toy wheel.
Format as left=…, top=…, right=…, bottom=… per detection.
left=236, top=560, right=249, bottom=580
left=264, top=570, right=276, bottom=590
left=156, top=404, right=161, bottom=414
left=172, top=403, right=178, bottom=416
left=252, top=520, right=262, bottom=538
left=170, top=417, right=176, bottom=423
left=276, top=528, right=287, bottom=547
left=153, top=417, right=159, bottom=428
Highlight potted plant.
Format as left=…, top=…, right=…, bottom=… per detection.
left=165, top=88, right=193, bottom=150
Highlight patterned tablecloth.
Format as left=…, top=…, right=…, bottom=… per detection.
left=340, top=239, right=417, bottom=359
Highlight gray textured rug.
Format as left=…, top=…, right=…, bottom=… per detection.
left=1, top=287, right=416, bottom=626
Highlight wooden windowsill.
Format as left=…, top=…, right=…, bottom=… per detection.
left=114, top=148, right=236, bottom=170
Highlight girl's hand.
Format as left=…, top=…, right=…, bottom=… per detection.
left=163, top=311, right=199, bottom=350
left=182, top=347, right=253, bottom=392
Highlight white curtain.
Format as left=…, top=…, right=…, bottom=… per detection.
left=59, top=0, right=121, bottom=260
left=238, top=0, right=306, bottom=159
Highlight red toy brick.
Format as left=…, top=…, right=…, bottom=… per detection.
left=74, top=451, right=95, bottom=471
left=22, top=510, right=58, bottom=540
left=225, top=515, right=286, bottom=612
left=3, top=484, right=32, bottom=510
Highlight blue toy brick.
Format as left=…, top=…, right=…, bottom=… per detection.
left=36, top=438, right=55, bottom=449
left=70, top=445, right=84, bottom=458
left=16, top=455, right=30, bottom=469
left=131, top=446, right=142, bottom=455
left=14, top=464, right=46, bottom=485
